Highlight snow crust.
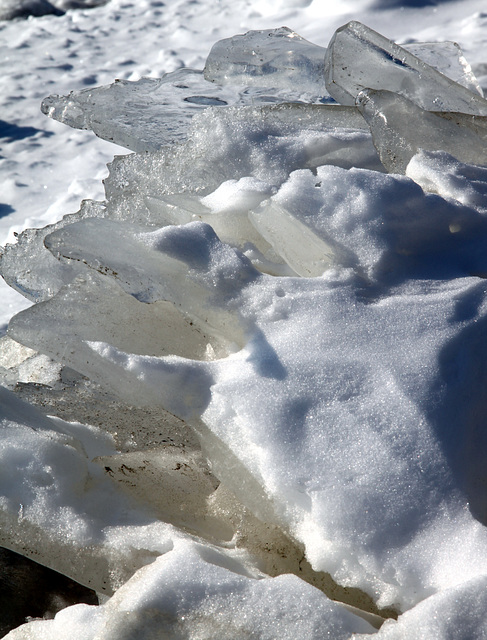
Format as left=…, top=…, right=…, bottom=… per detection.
left=3, top=0, right=487, bottom=638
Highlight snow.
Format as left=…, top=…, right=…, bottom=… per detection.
left=2, top=0, right=487, bottom=638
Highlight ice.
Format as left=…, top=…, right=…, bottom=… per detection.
left=249, top=201, right=335, bottom=277
left=8, top=162, right=487, bottom=611
left=0, top=102, right=377, bottom=302
left=263, top=165, right=487, bottom=282
left=42, top=28, right=333, bottom=154
left=5, top=542, right=376, bottom=640
left=324, top=21, right=487, bottom=114
left=0, top=384, right=186, bottom=596
left=204, top=27, right=329, bottom=97
left=356, top=89, right=487, bottom=173
left=41, top=69, right=282, bottom=154
left=0, top=199, right=106, bottom=303
left=5, top=14, right=487, bottom=640
left=42, top=80, right=369, bottom=153
left=405, top=41, right=484, bottom=96
left=6, top=221, right=249, bottom=414
left=42, top=25, right=485, bottom=156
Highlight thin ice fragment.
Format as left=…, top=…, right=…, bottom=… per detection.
left=0, top=199, right=105, bottom=302
left=42, top=218, right=252, bottom=341
left=325, top=21, right=487, bottom=114
left=41, top=70, right=230, bottom=153
left=405, top=41, right=484, bottom=96
left=43, top=68, right=332, bottom=153
left=204, top=27, right=329, bottom=97
left=356, top=89, right=487, bottom=173
left=249, top=201, right=335, bottom=277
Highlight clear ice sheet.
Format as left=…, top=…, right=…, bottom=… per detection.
left=325, top=21, right=487, bottom=114
left=42, top=68, right=321, bottom=153
left=0, top=199, right=106, bottom=303
left=405, top=41, right=484, bottom=96
left=204, top=27, right=329, bottom=97
left=357, top=89, right=487, bottom=173
left=0, top=102, right=376, bottom=303
left=41, top=28, right=484, bottom=154
left=9, top=162, right=487, bottom=611
left=42, top=61, right=349, bottom=153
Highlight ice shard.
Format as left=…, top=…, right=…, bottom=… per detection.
left=325, top=21, right=487, bottom=115
left=41, top=78, right=367, bottom=154
left=0, top=199, right=105, bottom=303
left=249, top=201, right=335, bottom=277
left=356, top=89, right=487, bottom=174
left=41, top=69, right=235, bottom=153
left=43, top=68, right=334, bottom=154
left=204, top=27, right=329, bottom=97
left=405, top=41, right=484, bottom=96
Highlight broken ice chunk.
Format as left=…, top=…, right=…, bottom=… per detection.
left=0, top=199, right=105, bottom=303
left=325, top=21, right=487, bottom=114
left=249, top=201, right=335, bottom=277
left=204, top=27, right=329, bottom=97
left=7, top=274, right=216, bottom=415
left=405, top=41, right=484, bottom=96
left=42, top=51, right=346, bottom=153
left=43, top=218, right=253, bottom=336
left=43, top=68, right=326, bottom=153
left=356, top=89, right=487, bottom=174
left=41, top=70, right=227, bottom=153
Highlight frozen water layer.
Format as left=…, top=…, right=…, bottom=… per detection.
left=6, top=221, right=253, bottom=415
left=325, top=21, right=487, bottom=114
left=204, top=27, right=483, bottom=98
left=259, top=165, right=487, bottom=282
left=357, top=89, right=487, bottom=174
left=42, top=69, right=324, bottom=153
left=42, top=73, right=368, bottom=153
left=0, top=103, right=377, bottom=303
left=204, top=27, right=329, bottom=96
left=40, top=26, right=484, bottom=156
left=405, top=41, right=484, bottom=96
left=0, top=199, right=106, bottom=303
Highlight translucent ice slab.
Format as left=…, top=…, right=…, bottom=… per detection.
left=42, top=74, right=367, bottom=153
left=325, top=21, right=487, bottom=114
left=41, top=69, right=241, bottom=153
left=204, top=27, right=329, bottom=97
left=405, top=41, right=484, bottom=96
left=249, top=201, right=335, bottom=277
left=0, top=199, right=105, bottom=303
left=357, top=89, right=487, bottom=173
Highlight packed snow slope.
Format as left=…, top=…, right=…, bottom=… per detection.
left=2, top=0, right=487, bottom=639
